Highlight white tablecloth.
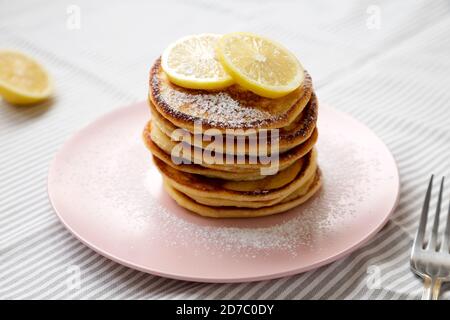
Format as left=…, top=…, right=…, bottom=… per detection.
left=1, top=0, right=449, bottom=299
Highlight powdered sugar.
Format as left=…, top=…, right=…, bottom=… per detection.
left=50, top=102, right=398, bottom=277
left=70, top=111, right=385, bottom=258
left=141, top=128, right=382, bottom=257
left=160, top=89, right=273, bottom=128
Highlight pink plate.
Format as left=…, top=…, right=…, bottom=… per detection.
left=48, top=101, right=399, bottom=283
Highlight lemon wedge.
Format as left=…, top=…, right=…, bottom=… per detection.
left=161, top=34, right=234, bottom=90
left=0, top=50, right=53, bottom=105
left=216, top=32, right=304, bottom=98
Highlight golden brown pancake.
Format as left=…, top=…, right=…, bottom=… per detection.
left=170, top=169, right=317, bottom=209
left=149, top=57, right=314, bottom=132
left=145, top=120, right=318, bottom=173
left=152, top=149, right=317, bottom=202
left=149, top=92, right=318, bottom=154
left=144, top=131, right=268, bottom=181
left=220, top=160, right=303, bottom=192
left=162, top=170, right=322, bottom=218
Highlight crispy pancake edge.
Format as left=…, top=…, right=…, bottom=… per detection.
left=162, top=169, right=322, bottom=218
left=149, top=57, right=314, bottom=132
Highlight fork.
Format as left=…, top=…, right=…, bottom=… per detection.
left=410, top=175, right=450, bottom=300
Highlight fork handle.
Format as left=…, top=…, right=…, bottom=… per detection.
left=421, top=277, right=442, bottom=300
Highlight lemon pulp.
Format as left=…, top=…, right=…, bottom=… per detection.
left=161, top=34, right=234, bottom=90
left=216, top=32, right=304, bottom=98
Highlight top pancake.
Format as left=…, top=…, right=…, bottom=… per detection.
left=149, top=57, right=314, bottom=132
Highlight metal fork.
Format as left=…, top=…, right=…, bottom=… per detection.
left=410, top=175, right=450, bottom=299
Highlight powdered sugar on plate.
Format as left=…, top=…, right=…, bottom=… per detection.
left=49, top=102, right=399, bottom=280
left=62, top=107, right=385, bottom=258
left=140, top=128, right=382, bottom=257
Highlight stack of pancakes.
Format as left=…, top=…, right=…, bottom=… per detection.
left=144, top=58, right=321, bottom=218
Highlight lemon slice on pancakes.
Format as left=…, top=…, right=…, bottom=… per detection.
left=0, top=50, right=53, bottom=105
left=216, top=32, right=304, bottom=98
left=161, top=34, right=234, bottom=90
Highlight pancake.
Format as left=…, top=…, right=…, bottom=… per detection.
left=220, top=160, right=302, bottom=191
left=145, top=120, right=318, bottom=173
left=145, top=52, right=321, bottom=218
left=149, top=91, right=318, bottom=154
left=149, top=57, right=314, bottom=132
left=162, top=170, right=322, bottom=218
left=144, top=131, right=269, bottom=181
left=153, top=149, right=317, bottom=202
left=172, top=169, right=317, bottom=209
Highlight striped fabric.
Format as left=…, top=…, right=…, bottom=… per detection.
left=1, top=0, right=449, bottom=299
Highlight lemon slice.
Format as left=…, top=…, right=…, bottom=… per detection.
left=161, top=34, right=234, bottom=90
left=216, top=32, right=304, bottom=98
left=0, top=50, right=53, bottom=105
